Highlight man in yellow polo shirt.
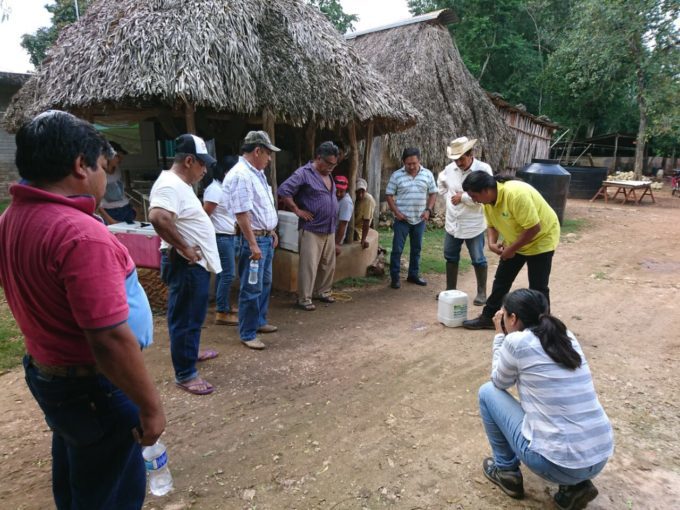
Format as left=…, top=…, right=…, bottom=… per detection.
left=460, top=172, right=560, bottom=329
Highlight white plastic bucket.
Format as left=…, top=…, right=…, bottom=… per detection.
left=438, top=290, right=468, bottom=327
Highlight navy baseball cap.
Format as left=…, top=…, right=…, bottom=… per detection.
left=175, top=134, right=217, bottom=166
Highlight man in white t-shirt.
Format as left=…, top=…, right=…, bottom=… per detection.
left=149, top=134, right=222, bottom=395
left=334, top=175, right=353, bottom=255
left=437, top=136, right=493, bottom=305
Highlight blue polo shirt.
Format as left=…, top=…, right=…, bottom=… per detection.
left=385, top=166, right=437, bottom=224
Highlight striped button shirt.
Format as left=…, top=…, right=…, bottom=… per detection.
left=491, top=329, right=614, bottom=469
left=277, top=162, right=338, bottom=234
left=385, top=166, right=437, bottom=225
left=223, top=157, right=278, bottom=231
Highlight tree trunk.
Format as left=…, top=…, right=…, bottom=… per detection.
left=633, top=70, right=647, bottom=180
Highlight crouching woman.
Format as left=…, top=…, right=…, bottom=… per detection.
left=478, top=288, right=613, bottom=510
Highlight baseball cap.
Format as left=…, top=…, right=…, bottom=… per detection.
left=243, top=130, right=281, bottom=152
left=334, top=175, right=348, bottom=190
left=109, top=141, right=128, bottom=155
left=356, top=178, right=368, bottom=191
left=175, top=134, right=217, bottom=166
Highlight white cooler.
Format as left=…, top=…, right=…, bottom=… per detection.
left=277, top=211, right=299, bottom=252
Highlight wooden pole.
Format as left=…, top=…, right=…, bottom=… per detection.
left=347, top=121, right=359, bottom=238
left=361, top=121, right=374, bottom=180
left=305, top=120, right=316, bottom=161
left=184, top=102, right=196, bottom=134
left=612, top=134, right=619, bottom=174
left=263, top=109, right=277, bottom=199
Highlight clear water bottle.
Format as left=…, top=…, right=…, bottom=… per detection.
left=248, top=259, right=259, bottom=284
left=142, top=440, right=173, bottom=496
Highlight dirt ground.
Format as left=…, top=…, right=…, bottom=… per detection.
left=1, top=191, right=679, bottom=510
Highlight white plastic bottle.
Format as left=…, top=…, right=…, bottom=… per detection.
left=248, top=259, right=259, bottom=284
left=142, top=440, right=173, bottom=496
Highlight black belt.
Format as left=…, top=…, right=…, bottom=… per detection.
left=28, top=355, right=98, bottom=378
left=252, top=229, right=275, bottom=237
left=216, top=233, right=236, bottom=237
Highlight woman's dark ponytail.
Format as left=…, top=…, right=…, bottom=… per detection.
left=502, top=289, right=582, bottom=370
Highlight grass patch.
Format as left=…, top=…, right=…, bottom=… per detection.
left=333, top=276, right=384, bottom=288
left=0, top=199, right=10, bottom=214
left=0, top=297, right=23, bottom=373
left=378, top=227, right=471, bottom=275
left=561, top=218, right=588, bottom=236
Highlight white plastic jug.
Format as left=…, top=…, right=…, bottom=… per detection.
left=437, top=290, right=468, bottom=327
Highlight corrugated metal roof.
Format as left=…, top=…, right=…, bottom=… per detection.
left=345, top=9, right=458, bottom=40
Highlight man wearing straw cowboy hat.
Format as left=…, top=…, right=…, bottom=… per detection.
left=438, top=136, right=493, bottom=305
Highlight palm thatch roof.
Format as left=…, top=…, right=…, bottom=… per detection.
left=3, top=0, right=418, bottom=134
left=348, top=10, right=515, bottom=172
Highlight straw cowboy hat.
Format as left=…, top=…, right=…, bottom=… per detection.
left=446, top=136, right=478, bottom=160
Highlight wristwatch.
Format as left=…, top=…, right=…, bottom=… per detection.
left=424, top=207, right=432, bottom=214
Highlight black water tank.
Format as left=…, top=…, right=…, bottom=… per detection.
left=565, top=166, right=608, bottom=199
left=517, top=159, right=571, bottom=224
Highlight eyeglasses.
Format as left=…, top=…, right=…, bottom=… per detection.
left=322, top=158, right=337, bottom=169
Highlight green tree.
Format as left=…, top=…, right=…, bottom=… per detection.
left=20, top=0, right=92, bottom=68
left=408, top=0, right=554, bottom=114
left=307, top=0, right=358, bottom=34
left=546, top=0, right=679, bottom=177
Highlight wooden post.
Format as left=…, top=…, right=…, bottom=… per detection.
left=362, top=121, right=374, bottom=180
left=347, top=121, right=359, bottom=238
left=305, top=120, right=316, bottom=161
left=612, top=134, right=619, bottom=174
left=263, top=109, right=277, bottom=199
left=184, top=102, right=196, bottom=134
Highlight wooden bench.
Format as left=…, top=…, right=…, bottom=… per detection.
left=590, top=180, right=655, bottom=205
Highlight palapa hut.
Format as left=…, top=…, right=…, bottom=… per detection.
left=347, top=9, right=515, bottom=198
left=3, top=0, right=419, bottom=198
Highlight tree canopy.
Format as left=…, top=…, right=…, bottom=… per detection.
left=307, top=0, right=358, bottom=34
left=408, top=0, right=679, bottom=169
left=21, top=0, right=92, bottom=69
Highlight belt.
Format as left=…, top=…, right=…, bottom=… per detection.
left=252, top=229, right=275, bottom=237
left=28, top=356, right=98, bottom=378
left=216, top=233, right=236, bottom=237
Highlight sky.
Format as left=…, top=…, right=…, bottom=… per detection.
left=0, top=0, right=412, bottom=74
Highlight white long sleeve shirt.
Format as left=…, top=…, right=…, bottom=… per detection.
left=437, top=158, right=493, bottom=239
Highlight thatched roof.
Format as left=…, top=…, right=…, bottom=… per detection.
left=348, top=10, right=515, bottom=172
left=3, top=0, right=418, bottom=134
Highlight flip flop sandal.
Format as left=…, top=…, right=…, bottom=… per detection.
left=175, top=379, right=214, bottom=395
left=316, top=295, right=336, bottom=303
left=197, top=349, right=219, bottom=362
left=295, top=302, right=316, bottom=311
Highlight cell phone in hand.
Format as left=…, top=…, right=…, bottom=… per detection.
left=501, top=316, right=507, bottom=335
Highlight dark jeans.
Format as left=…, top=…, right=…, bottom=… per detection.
left=160, top=252, right=210, bottom=382
left=23, top=356, right=145, bottom=510
left=237, top=235, right=274, bottom=341
left=390, top=219, right=426, bottom=281
left=482, top=250, right=554, bottom=318
left=103, top=204, right=136, bottom=224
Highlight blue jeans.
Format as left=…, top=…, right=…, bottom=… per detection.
left=103, top=204, right=136, bottom=224
left=444, top=231, right=487, bottom=266
left=160, top=252, right=210, bottom=382
left=478, top=382, right=608, bottom=485
left=390, top=219, right=426, bottom=281
left=215, top=234, right=239, bottom=313
left=23, top=356, right=146, bottom=510
left=237, top=235, right=274, bottom=341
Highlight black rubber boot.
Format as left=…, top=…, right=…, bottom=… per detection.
left=473, top=265, right=487, bottom=305
left=446, top=262, right=458, bottom=290
left=463, top=314, right=495, bottom=330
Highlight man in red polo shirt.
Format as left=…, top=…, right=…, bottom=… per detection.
left=0, top=111, right=165, bottom=509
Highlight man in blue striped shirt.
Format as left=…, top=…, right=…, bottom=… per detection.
left=385, top=148, right=437, bottom=288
